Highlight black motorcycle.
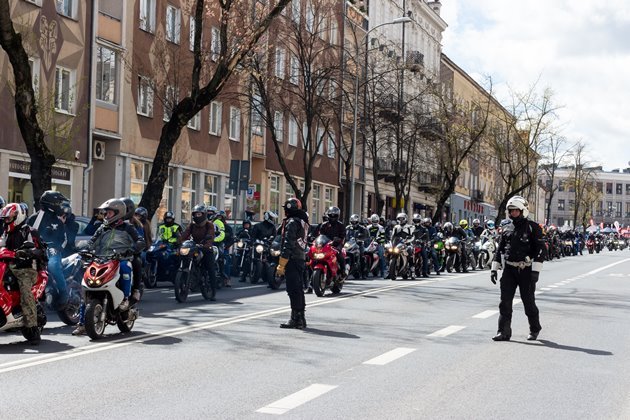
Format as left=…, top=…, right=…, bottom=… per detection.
left=250, top=237, right=275, bottom=285
left=234, top=235, right=253, bottom=283
left=173, top=240, right=215, bottom=303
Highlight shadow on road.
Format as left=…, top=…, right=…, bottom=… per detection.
left=517, top=339, right=613, bottom=356
left=303, top=327, right=360, bottom=339
left=0, top=338, right=74, bottom=354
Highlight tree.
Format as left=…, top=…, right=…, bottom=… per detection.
left=138, top=0, right=292, bottom=219
left=539, top=135, right=569, bottom=224
left=0, top=2, right=55, bottom=208
left=566, top=141, right=598, bottom=229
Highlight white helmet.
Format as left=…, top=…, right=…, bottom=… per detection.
left=396, top=213, right=408, bottom=225
left=506, top=195, right=529, bottom=219
left=264, top=210, right=278, bottom=222
left=370, top=214, right=380, bottom=224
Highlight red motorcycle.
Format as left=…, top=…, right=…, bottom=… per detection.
left=308, top=235, right=345, bottom=297
left=0, top=247, right=48, bottom=342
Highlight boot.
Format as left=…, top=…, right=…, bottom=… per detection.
left=296, top=311, right=306, bottom=329
left=492, top=332, right=511, bottom=341
left=280, top=310, right=300, bottom=329
left=527, top=329, right=540, bottom=341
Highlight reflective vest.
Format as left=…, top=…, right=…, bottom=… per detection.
left=158, top=224, right=181, bottom=244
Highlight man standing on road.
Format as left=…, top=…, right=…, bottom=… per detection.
left=277, top=198, right=309, bottom=329
left=491, top=195, right=546, bottom=342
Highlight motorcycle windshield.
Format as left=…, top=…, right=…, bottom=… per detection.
left=314, top=235, right=331, bottom=247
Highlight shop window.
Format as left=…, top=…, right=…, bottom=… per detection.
left=204, top=175, right=218, bottom=208
left=181, top=171, right=197, bottom=225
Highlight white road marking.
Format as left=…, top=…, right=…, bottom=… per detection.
left=535, top=291, right=543, bottom=295
left=541, top=288, right=552, bottom=291
left=363, top=347, right=416, bottom=365
left=472, top=310, right=498, bottom=319
left=427, top=325, right=466, bottom=337
left=236, top=285, right=268, bottom=290
left=548, top=285, right=558, bottom=288
left=256, top=384, right=338, bottom=415
left=513, top=299, right=522, bottom=305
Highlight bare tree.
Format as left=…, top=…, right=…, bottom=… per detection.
left=566, top=141, right=597, bottom=229
left=539, top=134, right=569, bottom=224
left=137, top=0, right=292, bottom=219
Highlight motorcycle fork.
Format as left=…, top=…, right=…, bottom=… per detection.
left=102, top=296, right=109, bottom=323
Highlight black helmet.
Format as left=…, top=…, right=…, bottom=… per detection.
left=119, top=197, right=136, bottom=220
left=39, top=190, right=68, bottom=215
left=242, top=220, right=252, bottom=229
left=326, top=206, right=341, bottom=221
left=135, top=206, right=148, bottom=222
left=283, top=198, right=302, bottom=214
left=164, top=211, right=175, bottom=225
left=192, top=204, right=207, bottom=225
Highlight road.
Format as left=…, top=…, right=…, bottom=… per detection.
left=2, top=251, right=630, bottom=419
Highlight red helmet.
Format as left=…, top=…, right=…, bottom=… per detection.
left=283, top=197, right=302, bottom=211
left=0, top=203, right=27, bottom=232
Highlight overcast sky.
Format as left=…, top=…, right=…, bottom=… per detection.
left=439, top=0, right=630, bottom=171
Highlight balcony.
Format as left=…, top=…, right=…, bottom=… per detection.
left=472, top=189, right=484, bottom=203
left=376, top=157, right=406, bottom=181
left=251, top=134, right=265, bottom=157
left=417, top=171, right=441, bottom=193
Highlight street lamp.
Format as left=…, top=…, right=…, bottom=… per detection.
left=349, top=16, right=412, bottom=218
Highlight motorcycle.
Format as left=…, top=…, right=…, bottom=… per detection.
left=308, top=235, right=345, bottom=296
left=234, top=235, right=252, bottom=283
left=250, top=237, right=275, bottom=284
left=267, top=235, right=284, bottom=290
left=432, top=234, right=446, bottom=272
left=464, top=237, right=477, bottom=271
left=562, top=239, right=574, bottom=256
left=586, top=238, right=595, bottom=254
left=595, top=238, right=602, bottom=253
left=477, top=235, right=496, bottom=270
left=412, top=240, right=426, bottom=277
left=363, top=239, right=382, bottom=277
left=145, top=240, right=179, bottom=288
left=444, top=236, right=462, bottom=273
left=57, top=252, right=86, bottom=326
left=0, top=247, right=48, bottom=342
left=173, top=240, right=215, bottom=303
left=81, top=251, right=138, bottom=340
left=385, top=237, right=413, bottom=280
left=343, top=237, right=365, bottom=280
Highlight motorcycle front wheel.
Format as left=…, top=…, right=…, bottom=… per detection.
left=85, top=299, right=106, bottom=340
left=446, top=254, right=455, bottom=273
left=144, top=261, right=158, bottom=289
left=311, top=269, right=326, bottom=297
left=388, top=258, right=397, bottom=280
left=174, top=271, right=190, bottom=303
left=117, top=308, right=135, bottom=333
left=478, top=252, right=487, bottom=270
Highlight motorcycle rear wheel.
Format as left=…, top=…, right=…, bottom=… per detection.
left=311, top=270, right=326, bottom=297
left=174, top=271, right=190, bottom=303
left=58, top=284, right=82, bottom=326
left=117, top=309, right=135, bottom=333
left=85, top=299, right=106, bottom=340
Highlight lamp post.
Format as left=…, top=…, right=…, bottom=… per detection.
left=349, top=16, right=412, bottom=218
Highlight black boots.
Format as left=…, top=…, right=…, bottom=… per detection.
left=492, top=333, right=511, bottom=341
left=527, top=330, right=540, bottom=341
left=280, top=310, right=306, bottom=329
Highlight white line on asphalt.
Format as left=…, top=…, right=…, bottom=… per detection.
left=472, top=310, right=498, bottom=319
left=362, top=347, right=416, bottom=365
left=427, top=325, right=466, bottom=337
left=535, top=291, right=543, bottom=295
left=236, top=285, right=268, bottom=290
left=549, top=285, right=558, bottom=288
left=256, top=384, right=338, bottom=415
left=541, top=288, right=552, bottom=291
left=513, top=299, right=522, bottom=305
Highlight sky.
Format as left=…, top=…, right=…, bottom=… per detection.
left=439, top=0, right=630, bottom=171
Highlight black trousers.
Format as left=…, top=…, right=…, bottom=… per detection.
left=498, top=266, right=541, bottom=336
left=285, top=259, right=306, bottom=311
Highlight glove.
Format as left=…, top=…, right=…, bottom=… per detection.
left=531, top=271, right=540, bottom=283
left=490, top=270, right=498, bottom=285
left=276, top=257, right=288, bottom=277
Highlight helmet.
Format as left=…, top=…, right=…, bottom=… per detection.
left=0, top=196, right=5, bottom=209
left=216, top=210, right=227, bottom=220
left=264, top=211, right=278, bottom=222
left=326, top=206, right=341, bottom=221
left=473, top=219, right=480, bottom=227
left=164, top=211, right=175, bottom=225
left=242, top=219, right=252, bottom=229
left=0, top=203, right=27, bottom=232
left=135, top=206, right=148, bottom=222
left=60, top=202, right=72, bottom=216
left=396, top=213, right=407, bottom=225
left=99, top=199, right=126, bottom=226
left=412, top=213, right=422, bottom=225
left=39, top=190, right=68, bottom=215
left=192, top=204, right=207, bottom=224
left=349, top=214, right=360, bottom=225
left=443, top=222, right=454, bottom=232
left=486, top=220, right=495, bottom=229
left=370, top=214, right=379, bottom=224
left=119, top=197, right=136, bottom=220
left=506, top=195, right=529, bottom=219
left=20, top=202, right=30, bottom=216
left=459, top=219, right=468, bottom=229
left=283, top=198, right=302, bottom=213
left=434, top=222, right=442, bottom=229
left=206, top=205, right=218, bottom=218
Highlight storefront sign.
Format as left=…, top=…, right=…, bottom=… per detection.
left=9, top=159, right=71, bottom=181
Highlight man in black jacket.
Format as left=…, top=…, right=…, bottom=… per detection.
left=277, top=198, right=309, bottom=329
left=490, top=195, right=546, bottom=342
left=252, top=211, right=278, bottom=241
left=316, top=206, right=346, bottom=274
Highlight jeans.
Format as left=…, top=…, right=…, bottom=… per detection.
left=377, top=245, right=386, bottom=275
left=223, top=248, right=232, bottom=278
left=46, top=248, right=68, bottom=305
left=430, top=249, right=440, bottom=272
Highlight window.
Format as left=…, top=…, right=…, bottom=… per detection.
left=289, top=55, right=299, bottom=85
left=627, top=184, right=630, bottom=195
left=324, top=187, right=333, bottom=210
left=54, top=66, right=74, bottom=113
left=28, top=57, right=40, bottom=95
left=626, top=202, right=630, bottom=218
left=596, top=182, right=603, bottom=193
left=209, top=101, right=222, bottom=136
left=163, top=85, right=178, bottom=122
left=616, top=183, right=623, bottom=195
left=56, top=0, right=75, bottom=18
left=558, top=181, right=564, bottom=192
left=130, top=160, right=151, bottom=204
left=96, top=45, right=117, bottom=104
left=327, top=133, right=335, bottom=158
left=275, top=47, right=285, bottom=79
left=204, top=175, right=219, bottom=208
left=139, top=0, right=156, bottom=32
left=305, top=0, right=315, bottom=32
left=607, top=201, right=613, bottom=213
left=312, top=183, right=321, bottom=222
left=568, top=200, right=575, bottom=212
left=616, top=202, right=622, bottom=217
left=211, top=27, right=220, bottom=61
left=269, top=175, right=280, bottom=216
left=273, top=111, right=284, bottom=142
left=229, top=106, right=241, bottom=141
left=557, top=199, right=565, bottom=211
left=189, top=16, right=196, bottom=51
left=187, top=112, right=201, bottom=130
left=165, top=5, right=181, bottom=44
left=606, top=182, right=613, bottom=194
left=181, top=171, right=197, bottom=225
left=137, top=76, right=154, bottom=117
left=291, top=0, right=300, bottom=25
left=285, top=181, right=295, bottom=202
left=288, top=117, right=298, bottom=146
left=329, top=18, right=338, bottom=45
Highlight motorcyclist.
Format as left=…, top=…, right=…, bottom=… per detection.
left=423, top=217, right=441, bottom=275
left=0, top=203, right=46, bottom=344
left=28, top=190, right=68, bottom=309
left=444, top=220, right=469, bottom=273
left=157, top=211, right=182, bottom=246
left=490, top=195, right=545, bottom=342
left=367, top=214, right=386, bottom=277
left=316, top=207, right=346, bottom=274
left=391, top=213, right=414, bottom=242
left=217, top=210, right=233, bottom=287
left=346, top=214, right=369, bottom=279
left=121, top=197, right=144, bottom=301
left=134, top=207, right=153, bottom=249
left=412, top=214, right=430, bottom=278
left=481, top=220, right=497, bottom=239
left=180, top=205, right=216, bottom=299
left=60, top=202, right=80, bottom=257
left=471, top=219, right=484, bottom=238
left=460, top=219, right=478, bottom=266
left=252, top=210, right=278, bottom=241
left=207, top=206, right=228, bottom=286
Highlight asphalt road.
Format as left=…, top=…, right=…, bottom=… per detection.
left=2, top=251, right=630, bottom=419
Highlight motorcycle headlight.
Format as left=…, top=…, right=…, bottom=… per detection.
left=237, top=241, right=244, bottom=248
left=452, top=246, right=458, bottom=250
left=393, top=248, right=400, bottom=254
left=387, top=247, right=394, bottom=253
left=434, top=244, right=439, bottom=249
left=343, top=243, right=351, bottom=250
left=179, top=247, right=191, bottom=256
left=271, top=250, right=281, bottom=257
left=255, top=244, right=264, bottom=254
left=314, top=252, right=325, bottom=260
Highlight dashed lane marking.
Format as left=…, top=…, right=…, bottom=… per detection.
left=256, top=384, right=338, bottom=415
left=472, top=310, right=498, bottom=319
left=362, top=347, right=416, bottom=366
left=427, top=325, right=466, bottom=337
